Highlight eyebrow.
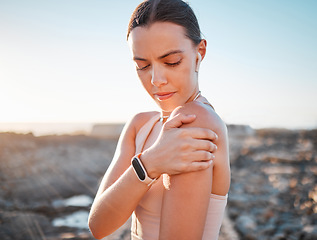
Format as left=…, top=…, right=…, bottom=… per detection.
left=133, top=50, right=184, bottom=61
left=158, top=50, right=183, bottom=59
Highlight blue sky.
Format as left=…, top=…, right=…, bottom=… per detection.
left=0, top=0, right=316, bottom=129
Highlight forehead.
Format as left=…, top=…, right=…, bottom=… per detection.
left=128, top=22, right=193, bottom=57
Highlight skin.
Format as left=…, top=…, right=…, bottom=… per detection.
left=88, top=22, right=230, bottom=240
left=129, top=22, right=202, bottom=117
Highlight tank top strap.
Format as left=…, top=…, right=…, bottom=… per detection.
left=135, top=112, right=161, bottom=154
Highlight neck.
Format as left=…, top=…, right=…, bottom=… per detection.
left=159, top=91, right=201, bottom=122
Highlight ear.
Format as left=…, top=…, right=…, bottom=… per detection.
left=197, top=39, right=207, bottom=60
left=195, top=39, right=207, bottom=72
left=195, top=52, right=202, bottom=72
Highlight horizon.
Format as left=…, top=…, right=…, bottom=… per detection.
left=0, top=121, right=315, bottom=137
left=1, top=0, right=316, bottom=130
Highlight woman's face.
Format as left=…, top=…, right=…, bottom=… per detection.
left=128, top=22, right=205, bottom=114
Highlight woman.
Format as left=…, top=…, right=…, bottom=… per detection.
left=88, top=0, right=230, bottom=239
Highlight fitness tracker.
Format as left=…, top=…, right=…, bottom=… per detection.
left=131, top=153, right=157, bottom=186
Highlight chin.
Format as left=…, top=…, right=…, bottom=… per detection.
left=157, top=102, right=183, bottom=113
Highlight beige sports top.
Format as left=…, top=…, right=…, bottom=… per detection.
left=131, top=97, right=228, bottom=240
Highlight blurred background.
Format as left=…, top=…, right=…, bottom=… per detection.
left=0, top=0, right=316, bottom=239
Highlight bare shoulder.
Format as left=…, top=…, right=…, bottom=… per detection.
left=171, top=101, right=228, bottom=136
left=116, top=110, right=160, bottom=164
left=174, top=101, right=230, bottom=195
left=101, top=110, right=159, bottom=190
left=160, top=101, right=230, bottom=237
left=116, top=110, right=159, bottom=156
left=125, top=111, right=159, bottom=136
left=113, top=110, right=159, bottom=161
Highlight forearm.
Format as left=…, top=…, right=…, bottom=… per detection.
left=88, top=165, right=150, bottom=239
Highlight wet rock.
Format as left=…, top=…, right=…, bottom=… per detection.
left=1, top=126, right=316, bottom=240
left=0, top=133, right=117, bottom=239
left=278, top=222, right=303, bottom=234
left=228, top=193, right=250, bottom=209
left=259, top=222, right=276, bottom=236
left=227, top=127, right=317, bottom=239
left=236, top=215, right=257, bottom=237
left=0, top=211, right=54, bottom=240
left=271, top=232, right=286, bottom=240
left=301, top=225, right=317, bottom=240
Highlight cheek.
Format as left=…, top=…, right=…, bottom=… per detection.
left=137, top=72, right=152, bottom=93
left=173, top=60, right=195, bottom=83
left=180, top=56, right=195, bottom=73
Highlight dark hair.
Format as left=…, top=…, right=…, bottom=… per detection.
left=127, top=0, right=202, bottom=45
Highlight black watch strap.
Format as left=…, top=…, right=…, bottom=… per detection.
left=131, top=154, right=157, bottom=186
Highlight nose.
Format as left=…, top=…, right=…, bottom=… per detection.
left=151, top=65, right=167, bottom=87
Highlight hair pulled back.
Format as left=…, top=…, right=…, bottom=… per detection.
left=127, top=0, right=202, bottom=45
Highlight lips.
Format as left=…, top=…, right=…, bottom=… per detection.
left=154, top=92, right=175, bottom=101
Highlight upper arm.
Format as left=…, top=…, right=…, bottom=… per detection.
left=159, top=102, right=230, bottom=239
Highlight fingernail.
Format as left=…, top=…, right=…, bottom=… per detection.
left=188, top=114, right=196, bottom=118
left=209, top=160, right=213, bottom=165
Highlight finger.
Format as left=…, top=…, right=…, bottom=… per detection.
left=187, top=160, right=213, bottom=172
left=164, top=113, right=196, bottom=129
left=182, top=128, right=218, bottom=141
left=191, top=140, right=217, bottom=153
left=188, top=150, right=215, bottom=161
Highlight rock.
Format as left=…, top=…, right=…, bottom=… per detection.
left=228, top=193, right=250, bottom=209
left=259, top=223, right=276, bottom=236
left=302, top=225, right=317, bottom=240
left=236, top=215, right=257, bottom=237
left=0, top=133, right=116, bottom=205
left=219, top=211, right=240, bottom=240
left=227, top=124, right=255, bottom=137
left=1, top=126, right=317, bottom=240
left=0, top=211, right=54, bottom=240
left=278, top=222, right=303, bottom=234
left=271, top=232, right=286, bottom=240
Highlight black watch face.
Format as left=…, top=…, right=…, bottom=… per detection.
left=132, top=158, right=146, bottom=181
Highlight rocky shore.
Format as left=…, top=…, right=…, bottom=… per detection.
left=0, top=125, right=316, bottom=239
left=227, top=126, right=317, bottom=240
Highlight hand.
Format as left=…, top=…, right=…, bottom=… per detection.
left=141, top=113, right=218, bottom=178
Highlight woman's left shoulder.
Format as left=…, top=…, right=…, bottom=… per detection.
left=172, top=101, right=227, bottom=135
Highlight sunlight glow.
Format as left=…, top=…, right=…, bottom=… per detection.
left=1, top=0, right=316, bottom=130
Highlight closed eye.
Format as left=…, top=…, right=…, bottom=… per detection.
left=136, top=64, right=150, bottom=71
left=165, top=60, right=181, bottom=67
